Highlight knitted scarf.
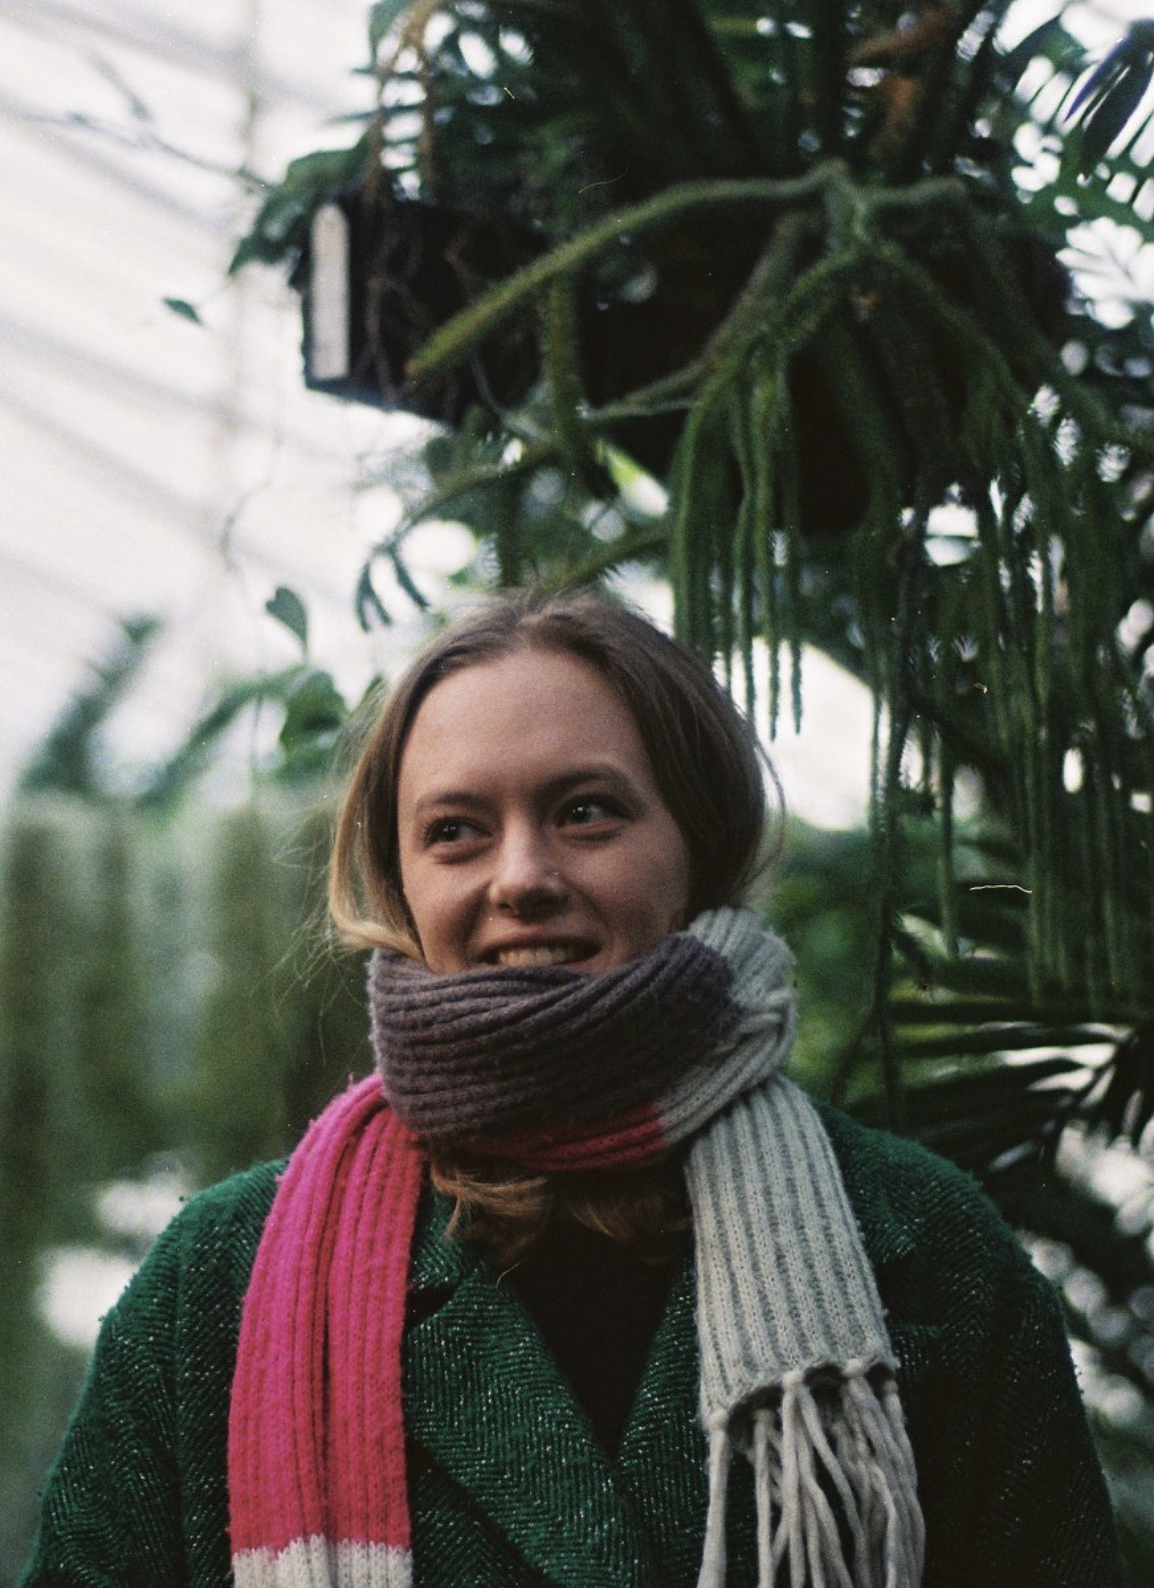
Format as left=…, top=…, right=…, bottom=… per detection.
left=228, top=907, right=924, bottom=1588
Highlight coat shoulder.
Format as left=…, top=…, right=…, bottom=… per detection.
left=813, top=1099, right=1023, bottom=1275
left=88, top=1157, right=285, bottom=1396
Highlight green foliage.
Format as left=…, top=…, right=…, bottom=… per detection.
left=0, top=794, right=370, bottom=1579
left=182, top=808, right=297, bottom=1179
left=162, top=296, right=203, bottom=325
left=765, top=821, right=879, bottom=1091
left=0, top=804, right=169, bottom=1568
left=21, top=605, right=361, bottom=813
left=266, top=584, right=310, bottom=652
left=18, top=618, right=161, bottom=802
left=1065, top=21, right=1154, bottom=175
left=231, top=0, right=1154, bottom=1021
left=0, top=813, right=77, bottom=1416
left=72, top=819, right=162, bottom=1177
left=277, top=670, right=350, bottom=776
left=229, top=136, right=376, bottom=273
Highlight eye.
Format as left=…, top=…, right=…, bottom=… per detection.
left=423, top=815, right=483, bottom=848
left=560, top=795, right=625, bottom=828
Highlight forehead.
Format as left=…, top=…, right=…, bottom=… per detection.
left=397, top=648, right=657, bottom=796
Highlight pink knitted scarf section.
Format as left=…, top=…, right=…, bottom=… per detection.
left=229, top=1078, right=422, bottom=1588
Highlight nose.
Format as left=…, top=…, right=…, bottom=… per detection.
left=488, top=824, right=565, bottom=916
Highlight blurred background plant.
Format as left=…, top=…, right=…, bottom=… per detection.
left=6, top=0, right=1154, bottom=1579
left=0, top=603, right=372, bottom=1572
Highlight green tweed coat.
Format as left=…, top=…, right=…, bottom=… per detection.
left=20, top=1104, right=1123, bottom=1587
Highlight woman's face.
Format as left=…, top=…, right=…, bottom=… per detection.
left=395, top=648, right=692, bottom=974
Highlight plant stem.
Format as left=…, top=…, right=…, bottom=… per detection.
left=408, top=167, right=842, bottom=380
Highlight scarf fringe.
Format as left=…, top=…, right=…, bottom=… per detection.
left=700, top=1411, right=732, bottom=1585
left=697, top=1369, right=922, bottom=1588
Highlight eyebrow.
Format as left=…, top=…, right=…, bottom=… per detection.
left=408, top=763, right=641, bottom=818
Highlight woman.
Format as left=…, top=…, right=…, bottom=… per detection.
left=22, top=590, right=1121, bottom=1588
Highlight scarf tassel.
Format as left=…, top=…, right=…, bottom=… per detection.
left=698, top=1368, right=922, bottom=1588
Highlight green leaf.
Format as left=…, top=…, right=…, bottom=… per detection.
left=355, top=564, right=392, bottom=631
left=1022, top=174, right=1154, bottom=238
left=162, top=297, right=203, bottom=325
left=385, top=547, right=430, bottom=612
left=137, top=671, right=297, bottom=810
left=229, top=137, right=373, bottom=273
left=265, top=586, right=309, bottom=654
left=896, top=1025, right=1111, bottom=1061
left=998, top=16, right=1083, bottom=89
left=18, top=617, right=162, bottom=800
left=1065, top=23, right=1154, bottom=174
left=278, top=669, right=347, bottom=756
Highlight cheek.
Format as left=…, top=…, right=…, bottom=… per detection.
left=397, top=856, right=451, bottom=942
left=633, top=829, right=692, bottom=933
left=656, top=864, right=692, bottom=932
left=401, top=874, right=468, bottom=973
left=404, top=862, right=446, bottom=921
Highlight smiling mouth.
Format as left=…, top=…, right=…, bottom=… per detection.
left=492, top=944, right=592, bottom=969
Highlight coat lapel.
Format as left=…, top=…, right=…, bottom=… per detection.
left=402, top=1189, right=661, bottom=1588
left=397, top=1108, right=944, bottom=1588
left=614, top=1257, right=714, bottom=1585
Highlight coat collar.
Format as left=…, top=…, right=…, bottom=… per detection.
left=400, top=1111, right=939, bottom=1587
left=402, top=1188, right=711, bottom=1588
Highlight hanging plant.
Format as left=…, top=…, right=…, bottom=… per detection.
left=232, top=0, right=1154, bottom=1027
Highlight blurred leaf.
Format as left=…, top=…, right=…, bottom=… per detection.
left=266, top=585, right=309, bottom=654
left=1065, top=22, right=1154, bottom=174
left=162, top=297, right=203, bottom=325
left=997, top=16, right=1083, bottom=88
left=851, top=1046, right=1088, bottom=1177
left=278, top=669, right=347, bottom=760
left=1094, top=1019, right=1154, bottom=1146
left=136, top=673, right=295, bottom=810
left=385, top=547, right=430, bottom=612
left=897, top=1024, right=1114, bottom=1061
left=355, top=564, right=392, bottom=631
left=229, top=137, right=373, bottom=273
left=18, top=618, right=161, bottom=801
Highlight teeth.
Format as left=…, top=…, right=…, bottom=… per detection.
left=496, top=945, right=586, bottom=968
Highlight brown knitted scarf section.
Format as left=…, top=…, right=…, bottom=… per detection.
left=367, top=932, right=738, bottom=1143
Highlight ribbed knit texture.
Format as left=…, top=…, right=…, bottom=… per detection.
left=368, top=930, right=737, bottom=1143
left=688, top=1086, right=924, bottom=1585
left=677, top=915, right=923, bottom=1587
left=229, top=909, right=923, bottom=1588
left=229, top=1083, right=422, bottom=1588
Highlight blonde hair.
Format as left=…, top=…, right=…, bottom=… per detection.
left=329, top=588, right=777, bottom=1262
left=428, top=1148, right=692, bottom=1268
left=330, top=588, right=773, bottom=954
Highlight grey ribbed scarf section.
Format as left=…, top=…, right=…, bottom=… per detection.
left=368, top=908, right=924, bottom=1588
